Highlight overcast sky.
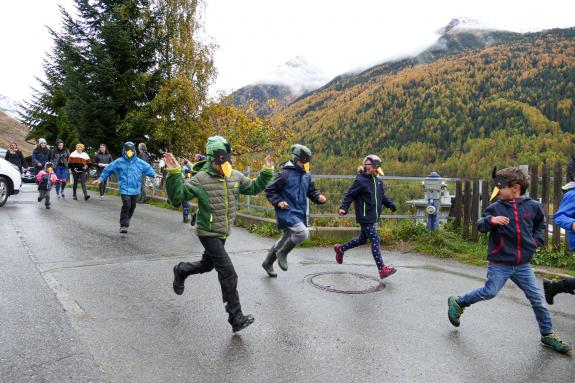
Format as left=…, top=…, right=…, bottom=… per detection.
left=1, top=0, right=574, bottom=105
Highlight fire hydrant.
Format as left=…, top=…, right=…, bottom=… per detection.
left=424, top=172, right=445, bottom=231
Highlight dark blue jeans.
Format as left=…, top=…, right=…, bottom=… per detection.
left=458, top=263, right=553, bottom=335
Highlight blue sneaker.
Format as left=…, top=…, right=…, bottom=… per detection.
left=448, top=296, right=464, bottom=327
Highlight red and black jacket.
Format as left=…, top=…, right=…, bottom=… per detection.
left=477, top=197, right=546, bottom=265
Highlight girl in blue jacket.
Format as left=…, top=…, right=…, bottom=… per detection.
left=334, top=155, right=397, bottom=279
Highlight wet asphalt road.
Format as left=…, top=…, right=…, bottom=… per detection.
left=2, top=184, right=575, bottom=383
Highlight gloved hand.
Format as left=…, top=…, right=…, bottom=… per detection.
left=390, top=204, right=397, bottom=213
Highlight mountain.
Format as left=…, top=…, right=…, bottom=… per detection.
left=0, top=94, right=21, bottom=118
left=271, top=26, right=575, bottom=177
left=0, top=111, right=33, bottom=156
left=229, top=56, right=330, bottom=115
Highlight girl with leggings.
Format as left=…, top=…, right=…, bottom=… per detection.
left=334, top=155, right=397, bottom=279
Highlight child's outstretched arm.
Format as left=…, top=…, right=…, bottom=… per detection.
left=238, top=156, right=274, bottom=196
left=164, top=153, right=197, bottom=207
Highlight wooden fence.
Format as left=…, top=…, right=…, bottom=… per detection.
left=451, top=163, right=570, bottom=249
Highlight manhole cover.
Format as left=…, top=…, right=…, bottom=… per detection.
left=306, top=272, right=384, bottom=294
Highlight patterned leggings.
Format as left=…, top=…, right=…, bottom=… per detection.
left=340, top=223, right=384, bottom=270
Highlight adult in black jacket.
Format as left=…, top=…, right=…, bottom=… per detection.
left=93, top=144, right=113, bottom=199
left=4, top=142, right=25, bottom=173
left=50, top=139, right=70, bottom=198
left=31, top=138, right=50, bottom=175
left=334, top=155, right=397, bottom=279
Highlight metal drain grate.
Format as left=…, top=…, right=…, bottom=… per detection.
left=306, top=272, right=385, bottom=294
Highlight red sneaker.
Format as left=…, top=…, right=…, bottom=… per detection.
left=379, top=265, right=397, bottom=279
left=334, top=244, right=344, bottom=264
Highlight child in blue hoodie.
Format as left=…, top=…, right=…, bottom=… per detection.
left=448, top=167, right=572, bottom=354
left=262, top=144, right=326, bottom=276
left=334, top=155, right=397, bottom=279
left=93, top=142, right=156, bottom=233
left=543, top=180, right=575, bottom=304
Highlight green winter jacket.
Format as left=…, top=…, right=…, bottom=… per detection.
left=166, top=161, right=273, bottom=238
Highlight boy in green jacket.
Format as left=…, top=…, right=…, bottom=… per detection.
left=164, top=136, right=274, bottom=332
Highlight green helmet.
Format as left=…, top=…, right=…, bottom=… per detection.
left=291, top=144, right=311, bottom=163
left=206, top=136, right=231, bottom=157
left=206, top=136, right=232, bottom=164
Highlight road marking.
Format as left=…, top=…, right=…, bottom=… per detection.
left=13, top=224, right=88, bottom=321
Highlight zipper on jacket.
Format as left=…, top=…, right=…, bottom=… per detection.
left=224, top=179, right=229, bottom=236
left=513, top=198, right=521, bottom=264
left=373, top=177, right=378, bottom=219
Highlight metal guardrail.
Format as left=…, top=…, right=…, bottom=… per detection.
left=96, top=173, right=452, bottom=224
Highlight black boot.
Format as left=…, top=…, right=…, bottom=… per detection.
left=173, top=263, right=186, bottom=295
left=544, top=278, right=575, bottom=305
left=230, top=313, right=255, bottom=333
left=262, top=246, right=278, bottom=277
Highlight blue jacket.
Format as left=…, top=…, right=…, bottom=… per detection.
left=265, top=161, right=322, bottom=229
left=477, top=197, right=546, bottom=265
left=98, top=142, right=156, bottom=195
left=340, top=173, right=396, bottom=224
left=553, top=183, right=575, bottom=251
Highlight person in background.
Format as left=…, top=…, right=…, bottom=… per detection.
left=4, top=142, right=25, bottom=173
left=50, top=139, right=70, bottom=198
left=32, top=138, right=50, bottom=175
left=137, top=143, right=151, bottom=203
left=68, top=143, right=91, bottom=201
left=94, top=144, right=113, bottom=200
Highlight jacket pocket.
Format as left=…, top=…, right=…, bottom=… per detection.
left=491, top=236, right=504, bottom=254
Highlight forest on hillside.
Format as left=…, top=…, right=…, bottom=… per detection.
left=274, top=28, right=575, bottom=177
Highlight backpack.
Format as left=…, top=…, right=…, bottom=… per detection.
left=37, top=173, right=52, bottom=191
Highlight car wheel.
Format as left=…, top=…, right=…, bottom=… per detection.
left=0, top=177, right=8, bottom=207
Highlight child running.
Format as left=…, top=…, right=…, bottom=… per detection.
left=334, top=154, right=397, bottom=279
left=262, top=144, right=326, bottom=276
left=543, top=179, right=575, bottom=304
left=35, top=162, right=58, bottom=209
left=165, top=136, right=274, bottom=333
left=447, top=167, right=572, bottom=354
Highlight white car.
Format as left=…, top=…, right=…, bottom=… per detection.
left=0, top=157, right=22, bottom=206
